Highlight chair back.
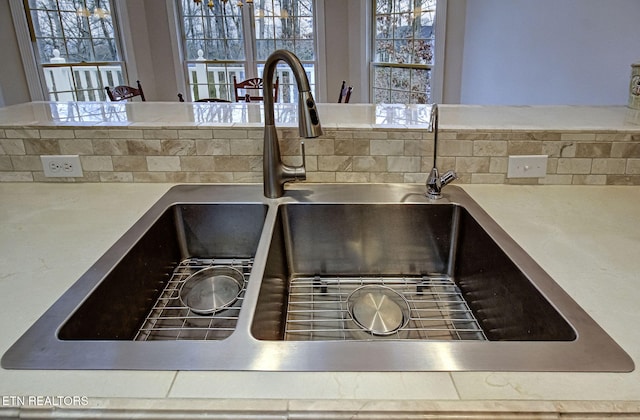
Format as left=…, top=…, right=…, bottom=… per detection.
left=233, top=76, right=279, bottom=102
left=338, top=80, right=353, bottom=103
left=106, top=80, right=145, bottom=101
left=178, top=93, right=230, bottom=103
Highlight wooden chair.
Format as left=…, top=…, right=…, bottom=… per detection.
left=233, top=76, right=279, bottom=102
left=338, top=80, right=353, bottom=103
left=178, top=93, right=230, bottom=103
left=105, top=80, right=146, bottom=101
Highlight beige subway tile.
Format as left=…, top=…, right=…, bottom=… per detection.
left=371, top=172, right=404, bottom=183
left=0, top=172, right=33, bottom=182
left=473, top=140, right=507, bottom=156
left=11, top=156, right=41, bottom=171
left=304, top=138, right=334, bottom=155
left=389, top=131, right=422, bottom=140
left=595, top=133, right=630, bottom=141
left=456, top=132, right=490, bottom=141
left=230, top=139, right=262, bottom=155
left=5, top=129, right=39, bottom=139
left=99, top=172, right=134, bottom=182
left=0, top=139, right=26, bottom=155
left=387, top=156, right=420, bottom=172
left=489, top=157, right=508, bottom=173
left=606, top=175, right=640, bottom=185
left=212, top=129, right=248, bottom=139
left=198, top=172, right=234, bottom=183
left=40, top=129, right=75, bottom=139
left=59, top=139, right=94, bottom=155
left=143, top=129, right=178, bottom=140
left=507, top=141, right=542, bottom=155
left=335, top=139, right=355, bottom=155
left=353, top=156, right=386, bottom=172
left=626, top=159, right=640, bottom=174
left=352, top=130, right=388, bottom=140
left=370, top=139, right=404, bottom=156
left=127, top=139, right=162, bottom=155
left=108, top=129, right=144, bottom=139
left=306, top=171, right=336, bottom=182
left=506, top=177, right=539, bottom=185
left=74, top=129, right=110, bottom=139
left=575, top=142, right=612, bottom=158
left=539, top=174, right=573, bottom=185
left=560, top=133, right=596, bottom=141
left=318, top=156, right=352, bottom=171
left=455, top=157, right=490, bottom=173
left=178, top=129, right=214, bottom=139
left=403, top=173, right=429, bottom=183
left=196, top=139, right=230, bottom=155
left=180, top=156, right=213, bottom=171
left=611, top=142, right=640, bottom=158
left=336, top=172, right=370, bottom=183
left=556, top=158, right=591, bottom=174
left=404, top=139, right=431, bottom=156
left=92, top=139, right=128, bottom=155
left=24, top=139, right=60, bottom=155
left=80, top=156, right=113, bottom=171
left=547, top=157, right=558, bottom=174
left=437, top=140, right=472, bottom=157
left=572, top=174, right=607, bottom=185
left=133, top=172, right=169, bottom=182
left=471, top=173, right=505, bottom=184
left=0, top=156, right=11, bottom=170
left=147, top=156, right=181, bottom=172
left=112, top=156, right=147, bottom=172
left=591, top=158, right=626, bottom=174
left=232, top=172, right=261, bottom=183
left=161, top=139, right=196, bottom=156
left=214, top=156, right=252, bottom=171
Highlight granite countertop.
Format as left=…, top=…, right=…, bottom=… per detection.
left=0, top=182, right=639, bottom=418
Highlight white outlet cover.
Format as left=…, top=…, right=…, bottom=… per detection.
left=507, top=155, right=548, bottom=178
left=41, top=155, right=83, bottom=177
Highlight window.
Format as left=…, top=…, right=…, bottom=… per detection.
left=372, top=0, right=436, bottom=104
left=179, top=0, right=317, bottom=102
left=25, top=0, right=125, bottom=101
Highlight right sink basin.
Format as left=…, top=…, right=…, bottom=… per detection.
left=252, top=202, right=575, bottom=342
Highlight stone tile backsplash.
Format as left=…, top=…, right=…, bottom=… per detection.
left=1, top=126, right=639, bottom=185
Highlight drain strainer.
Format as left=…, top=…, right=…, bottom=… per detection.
left=347, top=285, right=410, bottom=335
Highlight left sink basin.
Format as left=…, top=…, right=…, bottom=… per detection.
left=2, top=185, right=269, bottom=370
left=59, top=203, right=267, bottom=341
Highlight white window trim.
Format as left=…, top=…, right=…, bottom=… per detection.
left=9, top=0, right=138, bottom=102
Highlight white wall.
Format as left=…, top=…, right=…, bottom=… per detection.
left=459, top=0, right=640, bottom=105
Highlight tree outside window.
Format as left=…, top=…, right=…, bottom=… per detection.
left=179, top=0, right=316, bottom=102
left=373, top=0, right=436, bottom=104
left=26, top=0, right=124, bottom=101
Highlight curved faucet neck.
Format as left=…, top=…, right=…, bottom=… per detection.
left=263, top=49, right=311, bottom=126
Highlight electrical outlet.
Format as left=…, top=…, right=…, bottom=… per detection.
left=507, top=155, right=548, bottom=178
left=41, top=155, right=83, bottom=177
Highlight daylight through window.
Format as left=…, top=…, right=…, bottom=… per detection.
left=373, top=0, right=436, bottom=104
left=26, top=0, right=124, bottom=101
left=179, top=0, right=317, bottom=102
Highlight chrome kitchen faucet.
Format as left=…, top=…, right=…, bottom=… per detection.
left=426, top=104, right=457, bottom=199
left=262, top=50, right=322, bottom=198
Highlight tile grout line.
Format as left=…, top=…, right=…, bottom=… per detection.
left=165, top=371, right=179, bottom=398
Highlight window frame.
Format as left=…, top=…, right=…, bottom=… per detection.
left=370, top=0, right=445, bottom=104
left=175, top=0, right=322, bottom=103
left=9, top=0, right=136, bottom=102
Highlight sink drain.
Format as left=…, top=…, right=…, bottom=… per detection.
left=347, top=285, right=410, bottom=336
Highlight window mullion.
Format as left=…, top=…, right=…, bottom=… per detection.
left=243, top=2, right=257, bottom=78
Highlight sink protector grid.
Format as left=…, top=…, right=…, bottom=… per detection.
left=135, top=257, right=253, bottom=341
left=284, top=275, right=487, bottom=341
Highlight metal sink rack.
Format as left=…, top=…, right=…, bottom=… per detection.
left=284, top=275, right=488, bottom=341
left=134, top=257, right=253, bottom=341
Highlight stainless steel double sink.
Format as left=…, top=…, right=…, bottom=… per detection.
left=2, top=184, right=634, bottom=371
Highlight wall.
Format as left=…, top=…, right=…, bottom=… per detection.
left=459, top=0, right=640, bottom=105
left=0, top=1, right=30, bottom=107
